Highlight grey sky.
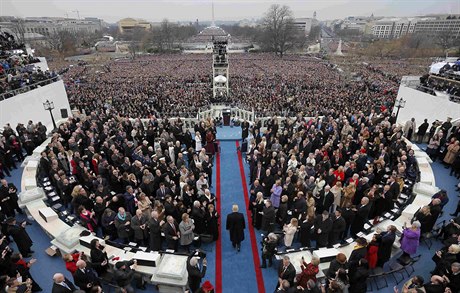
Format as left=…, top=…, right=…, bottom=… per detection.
left=2, top=0, right=460, bottom=23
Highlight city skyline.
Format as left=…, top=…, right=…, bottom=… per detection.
left=2, top=0, right=460, bottom=24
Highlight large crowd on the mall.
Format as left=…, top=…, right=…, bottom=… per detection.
left=62, top=54, right=414, bottom=118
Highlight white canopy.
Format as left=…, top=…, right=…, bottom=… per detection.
left=214, top=75, right=227, bottom=83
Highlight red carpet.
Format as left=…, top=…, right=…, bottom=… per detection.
left=215, top=148, right=222, bottom=292
left=235, top=141, right=266, bottom=293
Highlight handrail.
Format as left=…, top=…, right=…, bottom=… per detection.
left=0, top=76, right=60, bottom=101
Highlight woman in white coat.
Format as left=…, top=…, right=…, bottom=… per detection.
left=195, top=131, right=202, bottom=153
left=283, top=218, right=298, bottom=247
left=330, top=181, right=343, bottom=213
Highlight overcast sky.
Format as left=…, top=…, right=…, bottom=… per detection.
left=2, top=0, right=460, bottom=23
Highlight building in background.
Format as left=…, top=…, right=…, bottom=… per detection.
left=292, top=17, right=319, bottom=37
left=371, top=15, right=460, bottom=39
left=118, top=18, right=151, bottom=33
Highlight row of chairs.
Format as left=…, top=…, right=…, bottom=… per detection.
left=367, top=255, right=422, bottom=291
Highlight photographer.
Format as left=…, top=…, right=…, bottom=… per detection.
left=187, top=251, right=207, bottom=293
left=260, top=233, right=278, bottom=268
left=114, top=259, right=145, bottom=292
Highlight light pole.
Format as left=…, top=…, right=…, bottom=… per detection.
left=394, top=97, right=406, bottom=123
left=43, top=100, right=57, bottom=130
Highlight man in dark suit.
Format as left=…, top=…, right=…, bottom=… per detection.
left=350, top=197, right=371, bottom=237
left=155, top=182, right=172, bottom=201
left=187, top=254, right=207, bottom=293
left=73, top=260, right=99, bottom=292
left=276, top=256, right=296, bottom=292
left=317, top=185, right=334, bottom=214
left=329, top=210, right=346, bottom=246
left=377, top=225, right=397, bottom=267
left=226, top=204, right=245, bottom=252
left=6, top=217, right=33, bottom=257
left=249, top=179, right=264, bottom=204
left=292, top=192, right=307, bottom=219
left=149, top=210, right=164, bottom=251
left=163, top=215, right=180, bottom=251
left=388, top=176, right=400, bottom=202
left=262, top=200, right=276, bottom=233
left=241, top=120, right=250, bottom=140
left=251, top=162, right=265, bottom=186
left=39, top=151, right=51, bottom=177
left=315, top=211, right=333, bottom=248
left=52, top=273, right=77, bottom=293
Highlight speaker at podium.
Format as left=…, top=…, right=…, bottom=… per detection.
left=222, top=109, right=231, bottom=126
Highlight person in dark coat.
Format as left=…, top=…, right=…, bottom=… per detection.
left=187, top=254, right=207, bottom=293
left=348, top=238, right=368, bottom=274
left=51, top=273, right=77, bottom=293
left=349, top=258, right=369, bottom=293
left=417, top=119, right=429, bottom=143
left=163, top=215, right=180, bottom=251
left=350, top=197, right=371, bottom=237
left=327, top=253, right=348, bottom=279
left=73, top=260, right=99, bottom=292
left=317, top=186, right=334, bottom=214
left=260, top=233, right=278, bottom=268
left=314, top=211, right=333, bottom=248
left=329, top=210, right=346, bottom=246
left=226, top=204, right=245, bottom=251
left=205, top=203, right=219, bottom=241
left=261, top=200, right=276, bottom=233
left=341, top=204, right=356, bottom=240
left=6, top=217, right=33, bottom=257
left=191, top=201, right=206, bottom=235
left=149, top=210, right=164, bottom=251
left=114, top=260, right=145, bottom=292
left=275, top=256, right=296, bottom=292
left=376, top=225, right=396, bottom=267
left=241, top=120, right=250, bottom=140
left=299, top=214, right=315, bottom=248
left=89, top=239, right=109, bottom=277
left=0, top=179, right=22, bottom=217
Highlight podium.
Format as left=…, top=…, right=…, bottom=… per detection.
left=222, top=109, right=231, bottom=126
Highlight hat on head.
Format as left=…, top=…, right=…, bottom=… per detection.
left=115, top=261, right=125, bottom=269
left=202, top=281, right=214, bottom=291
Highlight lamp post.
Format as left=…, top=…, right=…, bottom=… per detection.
left=43, top=100, right=57, bottom=130
left=394, top=97, right=406, bottom=123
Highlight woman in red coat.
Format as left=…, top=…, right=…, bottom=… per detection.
left=365, top=234, right=380, bottom=269
left=63, top=252, right=81, bottom=275
left=296, top=257, right=320, bottom=287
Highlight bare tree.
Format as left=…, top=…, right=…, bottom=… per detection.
left=435, top=29, right=455, bottom=57
left=126, top=27, right=147, bottom=59
left=261, top=4, right=296, bottom=57
left=45, top=30, right=77, bottom=55
left=152, top=19, right=177, bottom=51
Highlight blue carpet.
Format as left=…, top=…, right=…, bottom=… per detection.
left=219, top=141, right=259, bottom=293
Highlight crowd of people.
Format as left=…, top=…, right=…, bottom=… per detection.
left=60, top=53, right=413, bottom=118
left=0, top=34, right=58, bottom=99
left=0, top=110, right=221, bottom=292
left=240, top=108, right=459, bottom=292
left=0, top=49, right=457, bottom=292
left=418, top=74, right=460, bottom=103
